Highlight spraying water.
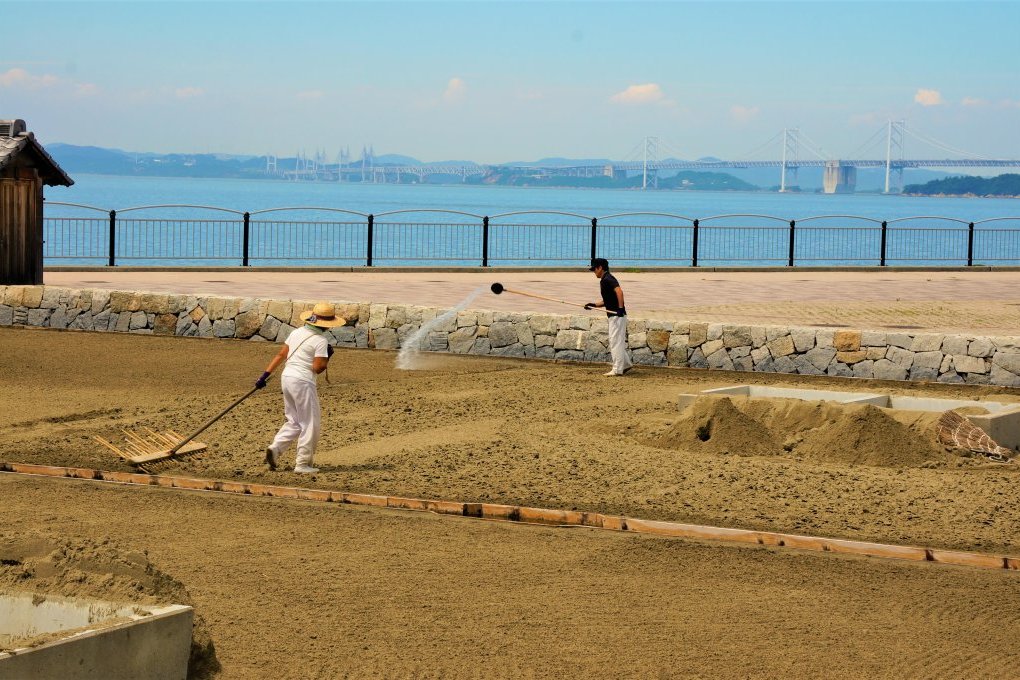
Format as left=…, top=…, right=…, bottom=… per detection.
left=396, top=287, right=486, bottom=370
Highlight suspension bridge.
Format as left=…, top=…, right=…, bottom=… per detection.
left=274, top=121, right=1020, bottom=194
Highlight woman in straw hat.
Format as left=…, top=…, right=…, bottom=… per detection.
left=256, top=302, right=345, bottom=473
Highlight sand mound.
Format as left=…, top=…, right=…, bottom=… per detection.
left=652, top=396, right=949, bottom=468
left=791, top=403, right=948, bottom=467
left=654, top=396, right=779, bottom=457
left=0, top=531, right=219, bottom=677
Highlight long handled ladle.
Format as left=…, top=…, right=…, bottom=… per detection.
left=490, top=282, right=619, bottom=315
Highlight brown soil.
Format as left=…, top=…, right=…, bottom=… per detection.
left=3, top=325, right=1020, bottom=677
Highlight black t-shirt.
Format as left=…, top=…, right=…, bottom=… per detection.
left=599, top=272, right=622, bottom=311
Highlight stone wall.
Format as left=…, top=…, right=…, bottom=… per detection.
left=3, top=285, right=1020, bottom=387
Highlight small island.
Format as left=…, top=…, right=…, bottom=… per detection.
left=904, top=173, right=1020, bottom=198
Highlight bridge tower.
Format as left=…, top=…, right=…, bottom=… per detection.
left=642, top=136, right=658, bottom=189
left=265, top=154, right=277, bottom=176
left=884, top=120, right=906, bottom=194
left=780, top=128, right=799, bottom=192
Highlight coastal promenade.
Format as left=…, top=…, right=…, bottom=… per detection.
left=43, top=268, right=1020, bottom=336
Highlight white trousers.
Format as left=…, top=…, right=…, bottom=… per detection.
left=608, top=315, right=633, bottom=374
left=269, top=376, right=321, bottom=468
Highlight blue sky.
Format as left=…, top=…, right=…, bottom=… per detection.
left=2, top=1, right=1018, bottom=163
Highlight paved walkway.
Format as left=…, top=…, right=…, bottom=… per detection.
left=43, top=269, right=1020, bottom=335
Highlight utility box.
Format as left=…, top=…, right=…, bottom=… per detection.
left=0, top=119, right=73, bottom=285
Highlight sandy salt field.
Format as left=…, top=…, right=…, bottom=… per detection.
left=3, top=325, right=1020, bottom=676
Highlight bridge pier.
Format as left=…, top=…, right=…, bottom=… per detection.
left=823, top=161, right=856, bottom=194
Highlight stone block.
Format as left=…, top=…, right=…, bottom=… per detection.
left=372, top=327, right=398, bottom=349
left=555, top=349, right=585, bottom=362
left=666, top=338, right=689, bottom=367
left=516, top=323, right=534, bottom=346
left=129, top=311, right=148, bottom=330
left=427, top=332, right=449, bottom=351
left=336, top=303, right=360, bottom=325
left=865, top=346, right=886, bottom=361
left=941, top=336, right=969, bottom=356
left=755, top=357, right=776, bottom=373
left=722, top=325, right=751, bottom=349
left=791, top=328, right=815, bottom=352
left=965, top=373, right=990, bottom=385
left=175, top=315, right=192, bottom=336
left=836, top=350, right=867, bottom=365
left=937, top=372, right=964, bottom=384
left=969, top=338, right=994, bottom=357
left=910, top=334, right=944, bottom=352
left=766, top=327, right=789, bottom=342
left=26, top=308, right=50, bottom=326
left=688, top=347, right=708, bottom=369
left=488, top=322, right=518, bottom=348
left=39, top=287, right=62, bottom=309
left=368, top=303, right=388, bottom=329
left=529, top=314, right=558, bottom=335
left=772, top=355, right=796, bottom=374
left=688, top=323, right=708, bottom=346
left=854, top=359, right=878, bottom=379
left=213, top=319, right=235, bottom=337
left=733, top=355, right=753, bottom=372
left=153, top=313, right=177, bottom=335
left=886, top=345, right=915, bottom=369
left=827, top=363, right=853, bottom=377
left=89, top=289, right=110, bottom=315
left=385, top=307, right=408, bottom=329
left=990, top=364, right=1020, bottom=388
left=909, top=366, right=938, bottom=382
left=448, top=327, right=477, bottom=354
left=492, top=343, right=525, bottom=357
left=197, top=316, right=213, bottom=337
left=992, top=351, right=1020, bottom=375
left=260, top=316, right=282, bottom=341
left=952, top=354, right=986, bottom=374
left=750, top=327, right=767, bottom=348
left=468, top=338, right=490, bottom=355
left=804, top=347, right=836, bottom=370
left=833, top=330, right=861, bottom=352
left=706, top=324, right=723, bottom=342
left=536, top=346, right=555, bottom=359
left=568, top=315, right=591, bottom=331
left=48, top=307, right=69, bottom=329
left=456, top=310, right=476, bottom=327
left=234, top=310, right=262, bottom=339
left=139, top=293, right=170, bottom=314
left=646, top=329, right=670, bottom=353
left=535, top=334, right=555, bottom=348
left=767, top=335, right=795, bottom=357
left=873, top=359, right=907, bottom=381
left=267, top=300, right=292, bottom=322
left=730, top=345, right=751, bottom=359
left=911, top=351, right=943, bottom=370
left=793, top=355, right=824, bottom=375
left=751, top=345, right=771, bottom=365
left=554, top=329, right=586, bottom=351
left=885, top=333, right=913, bottom=349
left=628, top=331, right=647, bottom=350
left=109, top=291, right=140, bottom=313
left=707, top=348, right=733, bottom=370
left=991, top=336, right=1020, bottom=352
left=633, top=349, right=666, bottom=366
left=860, top=331, right=885, bottom=346
left=627, top=319, right=647, bottom=334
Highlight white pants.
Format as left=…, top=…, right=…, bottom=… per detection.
left=608, top=315, right=633, bottom=374
left=268, top=376, right=321, bottom=469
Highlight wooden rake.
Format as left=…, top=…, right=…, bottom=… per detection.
left=94, top=386, right=260, bottom=473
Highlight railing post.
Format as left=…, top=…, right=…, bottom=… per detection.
left=590, top=217, right=597, bottom=265
left=691, top=219, right=700, bottom=267
left=482, top=216, right=489, bottom=267
left=880, top=220, right=887, bottom=266
left=242, top=212, right=250, bottom=267
left=108, top=210, right=116, bottom=267
left=366, top=214, right=374, bottom=267
left=967, top=222, right=975, bottom=266
left=788, top=220, right=796, bottom=267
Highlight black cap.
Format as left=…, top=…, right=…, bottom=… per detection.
left=589, top=257, right=609, bottom=271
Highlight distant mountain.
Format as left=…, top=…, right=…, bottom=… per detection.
left=503, top=157, right=612, bottom=168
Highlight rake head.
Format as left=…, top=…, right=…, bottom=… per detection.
left=94, top=428, right=207, bottom=473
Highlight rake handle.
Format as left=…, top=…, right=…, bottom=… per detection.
left=500, top=287, right=619, bottom=316
left=169, top=385, right=260, bottom=455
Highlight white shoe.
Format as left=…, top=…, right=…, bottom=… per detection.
left=293, top=465, right=319, bottom=474
left=264, top=447, right=279, bottom=471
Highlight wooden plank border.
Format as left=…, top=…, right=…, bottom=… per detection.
left=3, top=461, right=1017, bottom=572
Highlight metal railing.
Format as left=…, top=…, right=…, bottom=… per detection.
left=42, top=203, right=1020, bottom=267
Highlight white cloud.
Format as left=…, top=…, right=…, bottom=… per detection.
left=961, top=96, right=987, bottom=107
left=610, top=83, right=664, bottom=105
left=729, top=105, right=760, bottom=123
left=0, top=67, right=59, bottom=88
left=296, top=89, right=324, bottom=100
left=914, top=88, right=943, bottom=106
left=443, top=77, right=466, bottom=103
left=175, top=87, right=205, bottom=99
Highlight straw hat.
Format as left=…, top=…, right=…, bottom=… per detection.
left=299, top=302, right=345, bottom=328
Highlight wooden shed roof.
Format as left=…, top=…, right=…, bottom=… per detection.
left=0, top=132, right=74, bottom=187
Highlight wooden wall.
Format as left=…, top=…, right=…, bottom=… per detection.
left=0, top=166, right=44, bottom=285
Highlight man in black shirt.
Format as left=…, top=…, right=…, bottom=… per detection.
left=584, top=258, right=633, bottom=376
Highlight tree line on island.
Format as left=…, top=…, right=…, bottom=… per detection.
left=904, top=174, right=1020, bottom=198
